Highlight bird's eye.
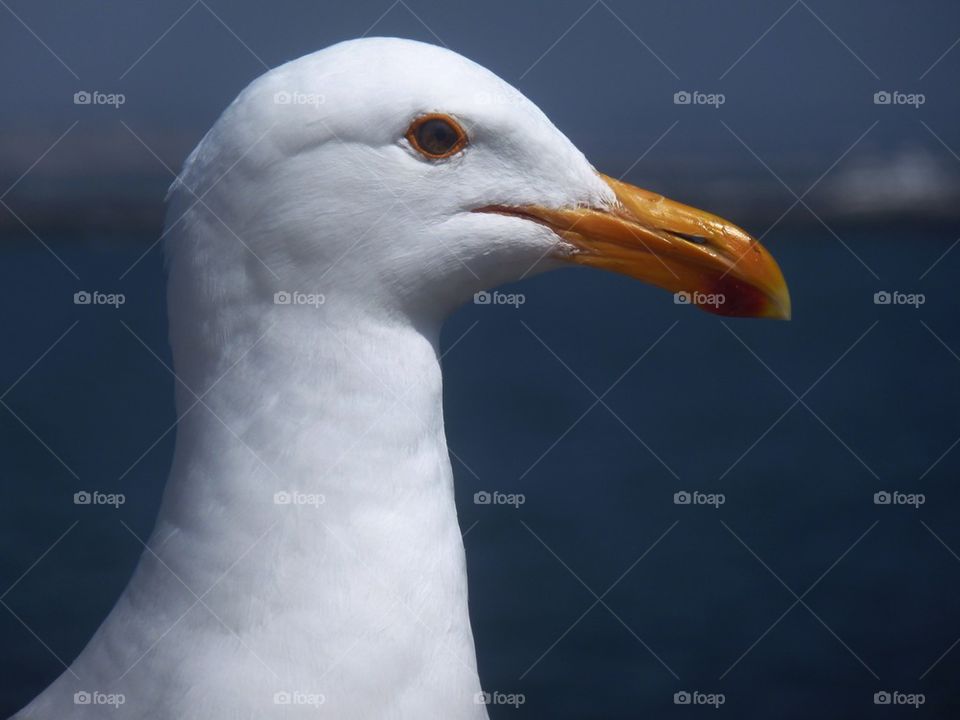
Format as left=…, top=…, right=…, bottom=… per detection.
left=406, top=114, right=468, bottom=159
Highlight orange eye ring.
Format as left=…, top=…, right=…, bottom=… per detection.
left=405, top=113, right=468, bottom=159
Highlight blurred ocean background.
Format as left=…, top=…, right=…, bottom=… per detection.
left=1, top=1, right=959, bottom=717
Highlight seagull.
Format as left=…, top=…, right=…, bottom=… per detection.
left=15, top=37, right=788, bottom=719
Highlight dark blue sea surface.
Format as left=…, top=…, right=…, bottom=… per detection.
left=1, top=221, right=958, bottom=718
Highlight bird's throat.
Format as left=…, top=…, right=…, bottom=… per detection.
left=66, top=311, right=488, bottom=718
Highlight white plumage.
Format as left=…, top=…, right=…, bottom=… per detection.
left=17, top=38, right=613, bottom=719
left=17, top=35, right=788, bottom=720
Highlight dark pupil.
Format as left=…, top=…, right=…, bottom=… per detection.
left=417, top=119, right=458, bottom=155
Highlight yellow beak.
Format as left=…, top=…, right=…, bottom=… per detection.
left=483, top=173, right=790, bottom=319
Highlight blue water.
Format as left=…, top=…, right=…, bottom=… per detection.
left=2, top=221, right=959, bottom=718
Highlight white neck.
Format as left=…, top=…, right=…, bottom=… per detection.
left=29, top=299, right=488, bottom=719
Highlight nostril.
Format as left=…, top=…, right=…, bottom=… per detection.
left=672, top=230, right=709, bottom=245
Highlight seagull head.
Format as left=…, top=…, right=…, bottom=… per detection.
left=167, top=37, right=789, bottom=324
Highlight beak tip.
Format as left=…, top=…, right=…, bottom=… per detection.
left=766, top=285, right=792, bottom=321
left=703, top=271, right=791, bottom=321
left=768, top=267, right=792, bottom=321
left=767, top=306, right=792, bottom=321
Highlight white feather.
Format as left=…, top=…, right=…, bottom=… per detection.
left=16, top=37, right=614, bottom=719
